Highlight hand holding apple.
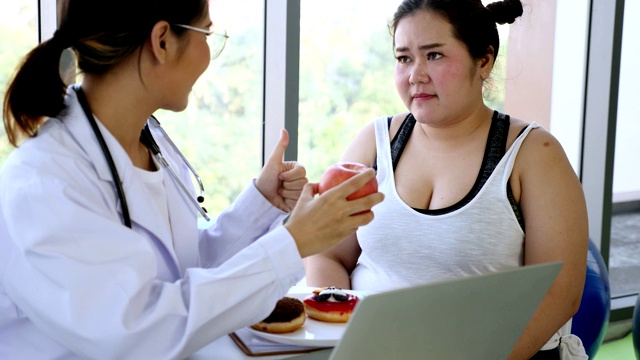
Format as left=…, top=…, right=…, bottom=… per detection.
left=284, top=165, right=383, bottom=258
left=318, top=162, right=378, bottom=211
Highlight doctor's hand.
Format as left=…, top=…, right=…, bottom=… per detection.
left=284, top=170, right=384, bottom=258
left=256, top=129, right=308, bottom=213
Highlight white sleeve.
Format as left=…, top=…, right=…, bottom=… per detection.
left=1, top=164, right=304, bottom=360
left=198, top=180, right=294, bottom=269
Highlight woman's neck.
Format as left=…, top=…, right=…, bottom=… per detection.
left=416, top=105, right=494, bottom=146
left=80, top=73, right=157, bottom=169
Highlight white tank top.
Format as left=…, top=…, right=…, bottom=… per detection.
left=351, top=116, right=588, bottom=358
left=351, top=116, right=539, bottom=292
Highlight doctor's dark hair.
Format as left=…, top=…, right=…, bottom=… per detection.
left=389, top=0, right=523, bottom=63
left=2, top=0, right=208, bottom=147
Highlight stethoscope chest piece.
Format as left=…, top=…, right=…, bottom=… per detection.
left=141, top=120, right=209, bottom=220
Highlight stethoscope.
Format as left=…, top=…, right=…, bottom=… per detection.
left=74, top=86, right=210, bottom=228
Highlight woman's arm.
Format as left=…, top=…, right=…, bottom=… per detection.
left=303, top=233, right=361, bottom=289
left=508, top=127, right=589, bottom=359
left=303, top=121, right=378, bottom=289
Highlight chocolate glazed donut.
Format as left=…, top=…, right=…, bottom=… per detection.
left=251, top=297, right=306, bottom=333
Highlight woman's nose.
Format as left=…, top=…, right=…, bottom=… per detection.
left=409, top=65, right=429, bottom=84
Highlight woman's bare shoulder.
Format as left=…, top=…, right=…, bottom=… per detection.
left=510, top=117, right=571, bottom=173
left=508, top=117, right=559, bottom=149
left=509, top=116, right=577, bottom=204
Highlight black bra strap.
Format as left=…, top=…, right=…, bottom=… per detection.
left=389, top=114, right=416, bottom=171
left=378, top=111, right=525, bottom=231
left=373, top=115, right=413, bottom=172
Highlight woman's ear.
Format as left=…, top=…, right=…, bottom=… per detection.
left=149, top=21, right=172, bottom=64
left=478, top=46, right=495, bottom=79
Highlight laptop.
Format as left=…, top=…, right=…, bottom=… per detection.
left=289, top=262, right=562, bottom=360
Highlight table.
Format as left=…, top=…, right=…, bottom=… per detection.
left=190, top=335, right=333, bottom=360
left=190, top=286, right=337, bottom=360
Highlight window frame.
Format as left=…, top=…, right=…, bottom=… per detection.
left=38, top=0, right=56, bottom=41
left=262, top=0, right=300, bottom=164
left=580, top=0, right=636, bottom=321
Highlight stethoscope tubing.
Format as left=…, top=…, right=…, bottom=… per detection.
left=140, top=121, right=209, bottom=221
left=147, top=116, right=206, bottom=203
left=75, top=86, right=133, bottom=228
left=151, top=149, right=210, bottom=220
left=74, top=86, right=209, bottom=228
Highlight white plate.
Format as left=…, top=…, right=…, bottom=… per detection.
left=246, top=289, right=364, bottom=347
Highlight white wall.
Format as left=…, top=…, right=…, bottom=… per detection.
left=549, top=1, right=589, bottom=175
left=551, top=0, right=640, bottom=197
left=614, top=0, right=640, bottom=194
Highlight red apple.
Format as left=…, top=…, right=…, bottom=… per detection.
left=318, top=162, right=378, bottom=202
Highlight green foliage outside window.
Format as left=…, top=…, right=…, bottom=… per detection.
left=0, top=2, right=505, bottom=217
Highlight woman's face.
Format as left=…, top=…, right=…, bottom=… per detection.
left=393, top=10, right=487, bottom=126
left=162, top=14, right=212, bottom=111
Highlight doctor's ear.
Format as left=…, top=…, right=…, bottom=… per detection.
left=150, top=21, right=172, bottom=64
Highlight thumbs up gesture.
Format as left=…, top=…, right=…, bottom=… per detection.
left=255, top=129, right=307, bottom=212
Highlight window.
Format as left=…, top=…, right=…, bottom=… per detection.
left=579, top=0, right=638, bottom=323
left=155, top=1, right=265, bottom=217
left=297, top=0, right=405, bottom=182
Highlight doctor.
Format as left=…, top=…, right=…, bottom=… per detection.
left=0, top=0, right=384, bottom=359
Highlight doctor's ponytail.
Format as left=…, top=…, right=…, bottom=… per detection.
left=3, top=31, right=71, bottom=147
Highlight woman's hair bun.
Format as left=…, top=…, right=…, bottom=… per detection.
left=486, top=0, right=524, bottom=25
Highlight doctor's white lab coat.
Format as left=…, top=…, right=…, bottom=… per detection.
left=0, top=88, right=305, bottom=359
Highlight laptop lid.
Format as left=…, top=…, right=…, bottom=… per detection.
left=327, top=262, right=562, bottom=360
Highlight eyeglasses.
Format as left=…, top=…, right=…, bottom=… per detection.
left=174, top=24, right=229, bottom=59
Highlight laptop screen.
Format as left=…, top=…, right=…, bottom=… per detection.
left=327, top=262, right=562, bottom=360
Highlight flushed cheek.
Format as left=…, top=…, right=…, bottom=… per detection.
left=434, top=67, right=467, bottom=98
left=442, top=61, right=468, bottom=81
left=394, top=68, right=411, bottom=102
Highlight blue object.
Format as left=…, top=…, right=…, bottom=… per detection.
left=571, top=240, right=611, bottom=358
left=633, top=295, right=640, bottom=360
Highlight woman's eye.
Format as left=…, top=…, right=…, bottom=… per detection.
left=427, top=52, right=443, bottom=61
left=395, top=55, right=410, bottom=64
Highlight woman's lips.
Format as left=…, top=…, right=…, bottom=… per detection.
left=413, top=93, right=435, bottom=101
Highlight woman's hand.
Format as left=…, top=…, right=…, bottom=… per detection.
left=255, top=129, right=307, bottom=212
left=285, top=170, right=384, bottom=258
